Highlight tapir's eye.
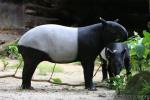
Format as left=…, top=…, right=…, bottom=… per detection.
left=107, top=55, right=111, bottom=59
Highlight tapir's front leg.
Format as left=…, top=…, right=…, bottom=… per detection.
left=124, top=57, right=131, bottom=75
left=108, top=65, right=114, bottom=78
left=101, top=59, right=108, bottom=80
left=81, top=59, right=96, bottom=91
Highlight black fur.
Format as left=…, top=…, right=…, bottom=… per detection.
left=100, top=43, right=131, bottom=80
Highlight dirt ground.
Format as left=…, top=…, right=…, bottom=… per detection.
left=0, top=59, right=117, bottom=100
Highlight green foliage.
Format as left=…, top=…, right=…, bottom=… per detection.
left=7, top=45, right=18, bottom=57
left=4, top=41, right=22, bottom=60
left=52, top=78, right=62, bottom=83
left=5, top=46, right=20, bottom=59
left=125, top=31, right=150, bottom=72
left=138, top=81, right=150, bottom=100
left=0, top=41, right=23, bottom=70
left=142, top=30, right=150, bottom=46
left=73, top=61, right=81, bottom=65
left=1, top=58, right=9, bottom=70
left=106, top=70, right=132, bottom=93
left=138, top=81, right=150, bottom=95
left=37, top=61, right=63, bottom=75
left=108, top=31, right=150, bottom=98
left=107, top=75, right=127, bottom=93
left=124, top=71, right=150, bottom=100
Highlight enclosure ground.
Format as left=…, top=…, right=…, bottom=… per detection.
left=0, top=59, right=117, bottom=100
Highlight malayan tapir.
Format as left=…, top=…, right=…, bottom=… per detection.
left=100, top=43, right=131, bottom=80
left=18, top=18, right=128, bottom=91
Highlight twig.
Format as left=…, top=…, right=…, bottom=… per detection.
left=93, top=64, right=101, bottom=78
left=48, top=63, right=56, bottom=81
left=13, top=60, right=22, bottom=75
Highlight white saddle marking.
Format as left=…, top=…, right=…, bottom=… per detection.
left=18, top=24, right=78, bottom=62
left=100, top=48, right=109, bottom=68
left=113, top=50, right=118, bottom=53
left=100, top=48, right=107, bottom=61
left=100, top=48, right=118, bottom=68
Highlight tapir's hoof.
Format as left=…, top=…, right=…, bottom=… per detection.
left=85, top=85, right=97, bottom=91
left=87, top=87, right=97, bottom=91
left=21, top=85, right=34, bottom=90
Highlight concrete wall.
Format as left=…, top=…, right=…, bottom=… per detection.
left=0, top=2, right=24, bottom=29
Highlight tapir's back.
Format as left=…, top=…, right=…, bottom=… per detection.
left=18, top=24, right=78, bottom=63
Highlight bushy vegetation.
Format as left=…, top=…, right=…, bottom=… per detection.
left=3, top=40, right=21, bottom=60
left=126, top=31, right=150, bottom=72
left=108, top=31, right=150, bottom=99
left=0, top=41, right=23, bottom=70
left=107, top=75, right=126, bottom=91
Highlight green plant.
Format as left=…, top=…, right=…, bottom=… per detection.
left=124, top=71, right=150, bottom=100
left=110, top=31, right=150, bottom=99
left=138, top=82, right=150, bottom=100
left=73, top=61, right=81, bottom=65
left=3, top=42, right=23, bottom=69
left=1, top=58, right=9, bottom=70
left=5, top=45, right=20, bottom=59
left=37, top=61, right=63, bottom=75
left=125, top=31, right=150, bottom=72
left=106, top=68, right=132, bottom=93
left=138, top=81, right=150, bottom=95
left=107, top=75, right=126, bottom=93
left=52, top=78, right=62, bottom=83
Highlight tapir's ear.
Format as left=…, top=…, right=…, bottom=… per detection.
left=99, top=17, right=107, bottom=25
left=121, top=48, right=126, bottom=55
left=114, top=19, right=119, bottom=22
left=106, top=48, right=113, bottom=58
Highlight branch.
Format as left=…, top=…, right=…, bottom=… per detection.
left=0, top=74, right=105, bottom=87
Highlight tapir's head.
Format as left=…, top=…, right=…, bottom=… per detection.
left=100, top=18, right=128, bottom=43
left=105, top=48, right=126, bottom=76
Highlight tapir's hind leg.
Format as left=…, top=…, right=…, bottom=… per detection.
left=22, top=57, right=39, bottom=89
left=18, top=46, right=51, bottom=89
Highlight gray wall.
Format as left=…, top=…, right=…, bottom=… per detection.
left=0, top=2, right=24, bottom=29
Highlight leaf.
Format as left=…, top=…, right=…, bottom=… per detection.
left=135, top=44, right=145, bottom=59
left=142, top=31, right=150, bottom=45
left=52, top=78, right=62, bottom=83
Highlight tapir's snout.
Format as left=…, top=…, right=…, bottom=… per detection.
left=111, top=61, right=123, bottom=76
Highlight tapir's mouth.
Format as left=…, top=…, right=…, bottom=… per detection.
left=112, top=73, right=120, bottom=77
left=112, top=73, right=115, bottom=77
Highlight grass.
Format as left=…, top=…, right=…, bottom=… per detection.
left=37, top=61, right=63, bottom=75
left=72, top=61, right=81, bottom=65
left=73, top=57, right=101, bottom=66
